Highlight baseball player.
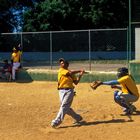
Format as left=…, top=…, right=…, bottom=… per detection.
left=11, top=47, right=21, bottom=81
left=51, top=58, right=85, bottom=128
left=15, top=43, right=23, bottom=68
left=91, top=67, right=139, bottom=115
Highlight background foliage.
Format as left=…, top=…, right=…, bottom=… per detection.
left=0, top=0, right=128, bottom=32
left=23, top=0, right=128, bottom=31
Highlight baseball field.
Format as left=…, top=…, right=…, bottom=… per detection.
left=0, top=81, right=140, bottom=140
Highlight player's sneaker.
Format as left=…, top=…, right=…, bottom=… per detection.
left=51, top=120, right=59, bottom=128
left=73, top=115, right=83, bottom=125
left=124, top=109, right=132, bottom=115
left=123, top=105, right=137, bottom=115
left=130, top=105, right=137, bottom=112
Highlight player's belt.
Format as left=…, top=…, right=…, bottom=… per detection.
left=58, top=88, right=72, bottom=90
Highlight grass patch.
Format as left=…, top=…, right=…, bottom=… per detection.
left=81, top=73, right=116, bottom=83
left=17, top=69, right=117, bottom=82
left=29, top=72, right=57, bottom=81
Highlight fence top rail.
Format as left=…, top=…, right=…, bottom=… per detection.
left=1, top=28, right=127, bottom=35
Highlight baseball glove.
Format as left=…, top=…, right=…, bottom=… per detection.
left=90, top=81, right=102, bottom=90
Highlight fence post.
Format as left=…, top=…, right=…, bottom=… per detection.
left=50, top=31, right=52, bottom=69
left=88, top=29, right=91, bottom=71
left=128, top=0, right=132, bottom=61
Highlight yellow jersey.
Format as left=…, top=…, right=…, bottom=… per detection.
left=11, top=51, right=21, bottom=63
left=118, top=75, right=139, bottom=97
left=58, top=68, right=77, bottom=89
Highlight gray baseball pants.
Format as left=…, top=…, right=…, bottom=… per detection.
left=114, top=90, right=138, bottom=110
left=52, top=89, right=82, bottom=126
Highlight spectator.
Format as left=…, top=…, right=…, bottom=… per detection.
left=0, top=59, right=12, bottom=81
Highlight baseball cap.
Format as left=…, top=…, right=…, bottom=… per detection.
left=117, top=67, right=128, bottom=78
left=59, top=58, right=65, bottom=63
left=13, top=47, right=17, bottom=51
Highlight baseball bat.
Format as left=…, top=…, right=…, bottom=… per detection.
left=84, top=71, right=91, bottom=74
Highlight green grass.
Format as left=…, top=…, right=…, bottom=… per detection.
left=16, top=68, right=140, bottom=84
left=16, top=69, right=117, bottom=83
left=80, top=73, right=116, bottom=83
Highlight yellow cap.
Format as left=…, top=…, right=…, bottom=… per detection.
left=13, top=47, right=16, bottom=51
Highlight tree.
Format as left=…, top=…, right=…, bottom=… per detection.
left=0, top=0, right=128, bottom=32
left=0, top=0, right=43, bottom=32
left=0, top=0, right=15, bottom=32
left=23, top=0, right=128, bottom=32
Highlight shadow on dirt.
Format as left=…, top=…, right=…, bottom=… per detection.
left=59, top=118, right=132, bottom=129
left=120, top=110, right=140, bottom=116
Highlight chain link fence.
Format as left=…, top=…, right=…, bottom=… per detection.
left=0, top=28, right=130, bottom=71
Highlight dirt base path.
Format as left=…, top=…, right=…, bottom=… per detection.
left=0, top=81, right=140, bottom=140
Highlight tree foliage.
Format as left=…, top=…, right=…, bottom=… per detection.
left=0, top=0, right=128, bottom=32
left=0, top=0, right=42, bottom=32
left=23, top=0, right=128, bottom=32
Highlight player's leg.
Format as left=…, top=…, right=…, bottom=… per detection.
left=12, top=62, right=20, bottom=80
left=61, top=89, right=82, bottom=122
left=0, top=71, right=6, bottom=79
left=114, top=91, right=129, bottom=108
left=5, top=72, right=11, bottom=81
left=51, top=89, right=69, bottom=128
left=114, top=90, right=138, bottom=114
left=120, top=94, right=138, bottom=114
left=51, top=89, right=82, bottom=127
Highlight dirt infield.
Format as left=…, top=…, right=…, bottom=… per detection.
left=0, top=81, right=140, bottom=140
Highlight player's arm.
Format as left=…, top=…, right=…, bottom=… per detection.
left=73, top=70, right=84, bottom=85
left=69, top=69, right=85, bottom=75
left=102, top=80, right=121, bottom=89
left=102, top=80, right=119, bottom=85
